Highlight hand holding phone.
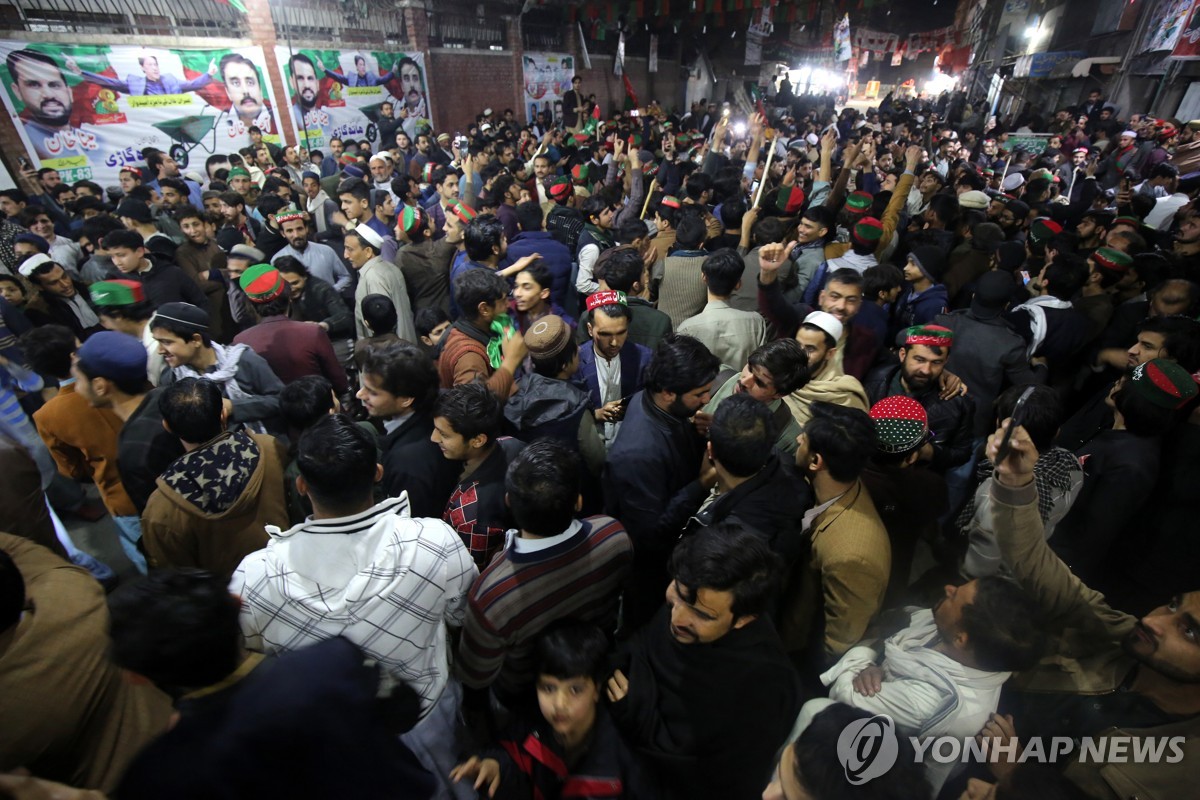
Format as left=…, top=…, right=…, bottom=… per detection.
left=993, top=386, right=1035, bottom=466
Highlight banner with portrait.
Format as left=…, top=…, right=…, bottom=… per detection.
left=0, top=42, right=285, bottom=185
left=273, top=47, right=431, bottom=154
left=521, top=52, right=575, bottom=125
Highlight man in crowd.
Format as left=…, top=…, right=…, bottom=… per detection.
left=152, top=302, right=284, bottom=433
left=357, top=339, right=458, bottom=517
left=606, top=526, right=801, bottom=799
left=231, top=413, right=476, bottom=796
left=604, top=334, right=719, bottom=629
left=270, top=209, right=351, bottom=294
left=141, top=377, right=287, bottom=580
left=346, top=225, right=416, bottom=342
left=457, top=439, right=633, bottom=709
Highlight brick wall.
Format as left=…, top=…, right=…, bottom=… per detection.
left=427, top=49, right=525, bottom=134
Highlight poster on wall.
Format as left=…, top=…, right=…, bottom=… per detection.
left=0, top=42, right=285, bottom=185
left=274, top=47, right=431, bottom=154
left=521, top=52, right=575, bottom=125
left=1142, top=0, right=1194, bottom=52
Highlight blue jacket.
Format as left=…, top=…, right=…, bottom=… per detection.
left=504, top=231, right=573, bottom=311
left=82, top=70, right=213, bottom=96
left=895, top=283, right=949, bottom=330
left=573, top=340, right=653, bottom=409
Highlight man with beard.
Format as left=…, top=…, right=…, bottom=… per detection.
left=1172, top=210, right=1200, bottom=271
left=603, top=334, right=719, bottom=631
left=288, top=53, right=321, bottom=131
left=270, top=209, right=350, bottom=293
left=301, top=171, right=342, bottom=241
left=976, top=422, right=1200, bottom=798
left=407, top=133, right=434, bottom=182
left=758, top=246, right=881, bottom=380
left=7, top=49, right=96, bottom=160
left=219, top=53, right=273, bottom=135
left=1074, top=210, right=1112, bottom=257
left=864, top=325, right=974, bottom=473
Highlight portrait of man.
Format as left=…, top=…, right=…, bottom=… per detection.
left=6, top=48, right=96, bottom=160
left=396, top=56, right=429, bottom=139
left=289, top=52, right=322, bottom=127
left=65, top=50, right=215, bottom=96
left=219, top=53, right=273, bottom=133
left=324, top=53, right=397, bottom=88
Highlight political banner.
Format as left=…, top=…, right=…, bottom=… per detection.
left=0, top=42, right=285, bottom=185
left=274, top=47, right=431, bottom=153
left=834, top=15, right=853, bottom=63
left=1173, top=0, right=1200, bottom=59
left=521, top=52, right=575, bottom=124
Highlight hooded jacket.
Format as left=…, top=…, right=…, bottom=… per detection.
left=141, top=429, right=288, bottom=580
left=504, top=373, right=605, bottom=477
left=822, top=608, right=1011, bottom=794
left=230, top=494, right=477, bottom=716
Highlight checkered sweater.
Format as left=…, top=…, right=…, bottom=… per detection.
left=456, top=516, right=633, bottom=702
left=230, top=494, right=478, bottom=716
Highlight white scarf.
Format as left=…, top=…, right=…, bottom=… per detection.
left=1016, top=295, right=1072, bottom=357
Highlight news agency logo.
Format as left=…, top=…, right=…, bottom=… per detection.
left=837, top=714, right=899, bottom=785
left=835, top=713, right=1187, bottom=786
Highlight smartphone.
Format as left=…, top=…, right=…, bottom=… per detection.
left=17, top=155, right=31, bottom=171
left=994, top=385, right=1036, bottom=466
left=1020, top=270, right=1031, bottom=285
left=629, top=109, right=641, bottom=118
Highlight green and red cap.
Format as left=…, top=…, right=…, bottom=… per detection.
left=1129, top=358, right=1199, bottom=409
left=1092, top=247, right=1132, bottom=272
left=869, top=395, right=929, bottom=454
left=904, top=324, right=955, bottom=348
left=239, top=264, right=286, bottom=303
left=89, top=279, right=145, bottom=307
left=851, top=216, right=884, bottom=245
left=845, top=191, right=873, bottom=215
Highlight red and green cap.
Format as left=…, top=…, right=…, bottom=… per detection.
left=1113, top=215, right=1142, bottom=229
left=89, top=279, right=145, bottom=308
left=851, top=216, right=884, bottom=245
left=642, top=161, right=660, bottom=180
left=1129, top=358, right=1199, bottom=409
left=869, top=395, right=929, bottom=454
left=778, top=184, right=806, bottom=215
left=446, top=200, right=478, bottom=224
left=274, top=208, right=305, bottom=226
left=659, top=195, right=682, bottom=209
left=239, top=264, right=286, bottom=303
left=338, top=154, right=358, bottom=167
left=845, top=190, right=873, bottom=214
left=1028, top=217, right=1063, bottom=245
left=422, top=163, right=435, bottom=183
left=1093, top=247, right=1132, bottom=272
left=585, top=290, right=628, bottom=311
left=904, top=324, right=955, bottom=348
left=548, top=177, right=573, bottom=202
left=572, top=133, right=590, bottom=146
left=571, top=163, right=591, bottom=184
left=399, top=204, right=425, bottom=236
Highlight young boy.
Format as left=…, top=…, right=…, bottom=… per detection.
left=451, top=621, right=650, bottom=799
left=511, top=261, right=575, bottom=332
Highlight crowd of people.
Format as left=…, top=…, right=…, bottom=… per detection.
left=3, top=73, right=1200, bottom=800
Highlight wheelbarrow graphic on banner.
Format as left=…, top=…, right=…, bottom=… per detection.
left=356, top=101, right=387, bottom=145
left=152, top=113, right=221, bottom=169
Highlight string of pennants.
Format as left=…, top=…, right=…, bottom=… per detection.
left=571, top=0, right=835, bottom=36
left=570, top=0, right=965, bottom=52
left=852, top=25, right=961, bottom=57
